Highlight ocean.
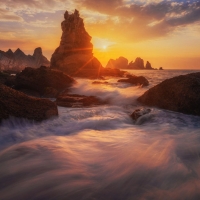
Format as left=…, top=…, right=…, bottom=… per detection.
left=1, top=69, right=200, bottom=200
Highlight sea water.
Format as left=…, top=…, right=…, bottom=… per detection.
left=1, top=70, right=200, bottom=200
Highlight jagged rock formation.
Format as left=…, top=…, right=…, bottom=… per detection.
left=0, top=47, right=50, bottom=71
left=138, top=72, right=200, bottom=116
left=128, top=57, right=145, bottom=69
left=15, top=66, right=76, bottom=98
left=51, top=10, right=124, bottom=78
left=106, top=57, right=128, bottom=69
left=145, top=61, right=153, bottom=70
left=0, top=83, right=58, bottom=122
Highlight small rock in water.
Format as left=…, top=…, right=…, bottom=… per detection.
left=92, top=81, right=109, bottom=85
left=118, top=75, right=149, bottom=87
left=56, top=94, right=107, bottom=108
left=130, top=108, right=151, bottom=120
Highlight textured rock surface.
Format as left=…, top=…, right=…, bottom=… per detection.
left=118, top=75, right=149, bottom=86
left=51, top=10, right=103, bottom=78
left=56, top=94, right=107, bottom=107
left=51, top=10, right=124, bottom=78
left=0, top=84, right=58, bottom=122
left=0, top=48, right=50, bottom=71
left=106, top=57, right=128, bottom=69
left=131, top=108, right=151, bottom=120
left=15, top=66, right=75, bottom=97
left=138, top=72, right=200, bottom=116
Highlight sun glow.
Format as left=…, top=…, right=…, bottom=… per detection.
left=103, top=45, right=107, bottom=50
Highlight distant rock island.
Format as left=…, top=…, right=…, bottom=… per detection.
left=0, top=47, right=50, bottom=71
left=106, top=57, right=155, bottom=70
left=51, top=10, right=124, bottom=78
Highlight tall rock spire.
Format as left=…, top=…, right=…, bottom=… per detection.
left=50, top=10, right=102, bottom=78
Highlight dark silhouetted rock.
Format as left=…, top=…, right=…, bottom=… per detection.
left=100, top=68, right=125, bottom=77
left=138, top=72, right=200, bottom=116
left=50, top=10, right=125, bottom=78
left=145, top=61, right=153, bottom=70
left=0, top=84, right=58, bottom=122
left=0, top=47, right=50, bottom=71
left=33, top=47, right=50, bottom=67
left=15, top=66, right=75, bottom=98
left=106, top=57, right=128, bottom=69
left=128, top=57, right=145, bottom=69
left=118, top=75, right=149, bottom=86
left=131, top=108, right=151, bottom=120
left=0, top=72, right=16, bottom=87
left=159, top=67, right=163, bottom=70
left=51, top=10, right=102, bottom=78
left=56, top=94, right=107, bottom=107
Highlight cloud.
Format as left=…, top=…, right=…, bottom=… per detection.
left=81, top=0, right=200, bottom=41
left=0, top=0, right=200, bottom=46
left=0, top=8, right=23, bottom=21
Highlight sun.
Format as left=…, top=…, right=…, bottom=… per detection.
left=103, top=45, right=107, bottom=50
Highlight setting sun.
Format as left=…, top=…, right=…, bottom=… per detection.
left=1, top=1, right=200, bottom=200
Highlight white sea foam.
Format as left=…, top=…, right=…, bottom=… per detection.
left=0, top=70, right=200, bottom=199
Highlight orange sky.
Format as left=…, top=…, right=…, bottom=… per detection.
left=0, top=0, right=200, bottom=69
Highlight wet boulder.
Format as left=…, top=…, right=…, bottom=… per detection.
left=138, top=72, right=200, bottom=116
left=118, top=75, right=149, bottom=86
left=0, top=84, right=58, bottom=122
left=130, top=108, right=151, bottom=120
left=15, top=66, right=75, bottom=97
left=56, top=94, right=107, bottom=107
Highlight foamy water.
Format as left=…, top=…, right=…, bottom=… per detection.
left=1, top=70, right=200, bottom=200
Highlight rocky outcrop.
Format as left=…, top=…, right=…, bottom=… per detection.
left=0, top=48, right=50, bottom=71
left=0, top=72, right=16, bottom=87
left=118, top=75, right=149, bottom=86
left=106, top=57, right=128, bottom=69
left=145, top=61, right=153, bottom=70
left=33, top=47, right=50, bottom=68
left=138, top=72, right=200, bottom=116
left=128, top=57, right=145, bottom=69
left=0, top=83, right=58, bottom=122
left=56, top=94, right=107, bottom=107
left=159, top=67, right=163, bottom=70
left=15, top=66, right=75, bottom=98
left=51, top=10, right=101, bottom=78
left=51, top=10, right=124, bottom=78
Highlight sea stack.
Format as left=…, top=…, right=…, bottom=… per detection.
left=51, top=10, right=102, bottom=78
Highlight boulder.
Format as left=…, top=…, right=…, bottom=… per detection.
left=118, top=75, right=149, bottom=86
left=138, top=72, right=200, bottom=116
left=56, top=94, right=107, bottom=107
left=0, top=72, right=16, bottom=87
left=131, top=108, right=151, bottom=120
left=0, top=84, right=58, bottom=122
left=15, top=66, right=75, bottom=97
left=106, top=57, right=128, bottom=69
